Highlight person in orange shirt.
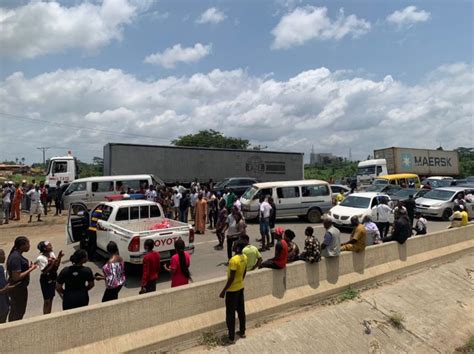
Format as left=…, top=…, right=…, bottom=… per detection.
left=11, top=183, right=24, bottom=221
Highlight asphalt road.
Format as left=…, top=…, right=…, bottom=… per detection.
left=0, top=212, right=452, bottom=321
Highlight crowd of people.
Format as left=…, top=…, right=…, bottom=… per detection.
left=1, top=180, right=64, bottom=225
left=1, top=178, right=472, bottom=346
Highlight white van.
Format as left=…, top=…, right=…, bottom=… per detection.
left=62, top=174, right=164, bottom=210
left=240, top=180, right=332, bottom=223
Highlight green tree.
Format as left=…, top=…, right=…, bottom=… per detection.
left=172, top=129, right=250, bottom=150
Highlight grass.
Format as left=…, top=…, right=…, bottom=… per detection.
left=388, top=312, right=405, bottom=329
left=199, top=331, right=222, bottom=347
left=454, top=336, right=474, bottom=353
left=338, top=286, right=359, bottom=303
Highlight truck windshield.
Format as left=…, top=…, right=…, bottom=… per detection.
left=357, top=166, right=375, bottom=175
left=340, top=196, right=371, bottom=209
left=423, top=190, right=455, bottom=201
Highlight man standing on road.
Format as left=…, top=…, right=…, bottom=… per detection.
left=140, top=239, right=161, bottom=294
left=404, top=195, right=416, bottom=228
left=11, top=183, right=24, bottom=221
left=220, top=239, right=247, bottom=344
left=215, top=199, right=228, bottom=250
left=2, top=182, right=13, bottom=225
left=258, top=196, right=272, bottom=251
left=341, top=216, right=367, bottom=252
left=27, top=184, right=43, bottom=223
left=372, top=198, right=392, bottom=239
left=321, top=217, right=341, bottom=258
left=194, top=193, right=208, bottom=234
left=226, top=189, right=237, bottom=213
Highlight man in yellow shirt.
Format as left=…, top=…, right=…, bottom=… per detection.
left=220, top=240, right=248, bottom=344
left=341, top=216, right=367, bottom=252
left=460, top=206, right=469, bottom=226
left=336, top=189, right=345, bottom=204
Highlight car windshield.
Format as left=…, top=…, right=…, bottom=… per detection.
left=423, top=179, right=451, bottom=188
left=339, top=196, right=371, bottom=209
left=242, top=186, right=258, bottom=200
left=214, top=179, right=230, bottom=188
left=423, top=189, right=456, bottom=201
left=393, top=189, right=417, bottom=198
left=373, top=179, right=388, bottom=185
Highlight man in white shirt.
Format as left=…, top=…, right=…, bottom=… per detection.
left=27, top=185, right=43, bottom=223
left=259, top=196, right=273, bottom=251
left=173, top=190, right=182, bottom=220
left=371, top=198, right=392, bottom=239
left=1, top=183, right=13, bottom=225
left=145, top=185, right=157, bottom=202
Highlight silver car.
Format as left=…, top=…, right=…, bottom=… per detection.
left=415, top=186, right=474, bottom=220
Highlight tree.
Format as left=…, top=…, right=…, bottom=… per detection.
left=172, top=129, right=250, bottom=150
left=92, top=156, right=104, bottom=167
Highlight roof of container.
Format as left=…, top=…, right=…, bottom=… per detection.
left=105, top=143, right=303, bottom=156
left=251, top=179, right=328, bottom=189
left=71, top=175, right=154, bottom=183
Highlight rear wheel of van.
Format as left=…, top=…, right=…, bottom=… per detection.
left=442, top=208, right=452, bottom=221
left=307, top=208, right=322, bottom=223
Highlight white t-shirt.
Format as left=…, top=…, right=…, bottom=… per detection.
left=27, top=189, right=41, bottom=203
left=35, top=252, right=56, bottom=271
left=234, top=199, right=242, bottom=211
left=145, top=190, right=157, bottom=202
left=2, top=187, right=12, bottom=203
left=260, top=201, right=272, bottom=218
left=173, top=193, right=182, bottom=208
left=372, top=204, right=392, bottom=223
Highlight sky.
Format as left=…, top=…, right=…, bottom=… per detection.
left=0, top=0, right=472, bottom=164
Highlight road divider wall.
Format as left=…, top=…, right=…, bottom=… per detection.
left=1, top=225, right=472, bottom=353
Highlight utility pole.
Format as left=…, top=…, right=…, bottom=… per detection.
left=37, top=147, right=51, bottom=165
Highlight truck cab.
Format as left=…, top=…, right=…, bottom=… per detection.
left=357, top=159, right=388, bottom=186
left=45, top=152, right=79, bottom=188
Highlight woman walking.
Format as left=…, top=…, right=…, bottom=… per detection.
left=6, top=236, right=37, bottom=321
left=35, top=241, right=64, bottom=314
left=164, top=239, right=192, bottom=288
left=95, top=241, right=126, bottom=302
left=56, top=249, right=94, bottom=310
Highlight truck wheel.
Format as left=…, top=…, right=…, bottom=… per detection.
left=307, top=208, right=322, bottom=223
left=442, top=208, right=452, bottom=221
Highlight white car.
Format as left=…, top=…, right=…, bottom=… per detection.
left=328, top=192, right=392, bottom=228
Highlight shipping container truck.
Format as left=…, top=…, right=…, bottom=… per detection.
left=373, top=147, right=460, bottom=177
left=103, top=143, right=304, bottom=184
left=357, top=147, right=460, bottom=185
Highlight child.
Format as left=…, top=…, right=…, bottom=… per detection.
left=299, top=226, right=321, bottom=263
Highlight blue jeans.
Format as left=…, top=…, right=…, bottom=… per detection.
left=259, top=217, right=270, bottom=246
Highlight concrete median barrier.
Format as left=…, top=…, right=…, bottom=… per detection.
left=1, top=226, right=473, bottom=353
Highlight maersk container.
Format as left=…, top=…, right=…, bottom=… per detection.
left=373, top=147, right=460, bottom=176
left=103, top=143, right=304, bottom=184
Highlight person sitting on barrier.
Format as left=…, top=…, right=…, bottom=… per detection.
left=383, top=210, right=412, bottom=244
left=284, top=229, right=300, bottom=263
left=219, top=239, right=248, bottom=344
left=298, top=226, right=321, bottom=263
left=448, top=205, right=463, bottom=229
left=460, top=205, right=469, bottom=227
left=341, top=216, right=367, bottom=252
left=139, top=239, right=161, bottom=294
left=362, top=215, right=381, bottom=245
left=260, top=227, right=288, bottom=269
left=413, top=212, right=427, bottom=235
left=241, top=235, right=262, bottom=271
left=321, top=217, right=341, bottom=258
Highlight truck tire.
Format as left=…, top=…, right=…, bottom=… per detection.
left=442, top=208, right=452, bottom=221
left=307, top=208, right=322, bottom=223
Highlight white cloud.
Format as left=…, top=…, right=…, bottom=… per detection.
left=386, top=6, right=431, bottom=28
left=196, top=7, right=226, bottom=24
left=144, top=43, right=212, bottom=69
left=0, top=63, right=472, bottom=162
left=0, top=0, right=138, bottom=59
left=271, top=6, right=371, bottom=49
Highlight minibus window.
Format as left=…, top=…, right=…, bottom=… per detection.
left=302, top=185, right=329, bottom=197
left=277, top=187, right=300, bottom=198
left=92, top=181, right=114, bottom=193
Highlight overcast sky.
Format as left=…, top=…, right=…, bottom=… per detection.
left=0, top=0, right=472, bottom=163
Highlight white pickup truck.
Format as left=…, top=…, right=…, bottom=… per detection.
left=66, top=200, right=194, bottom=264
